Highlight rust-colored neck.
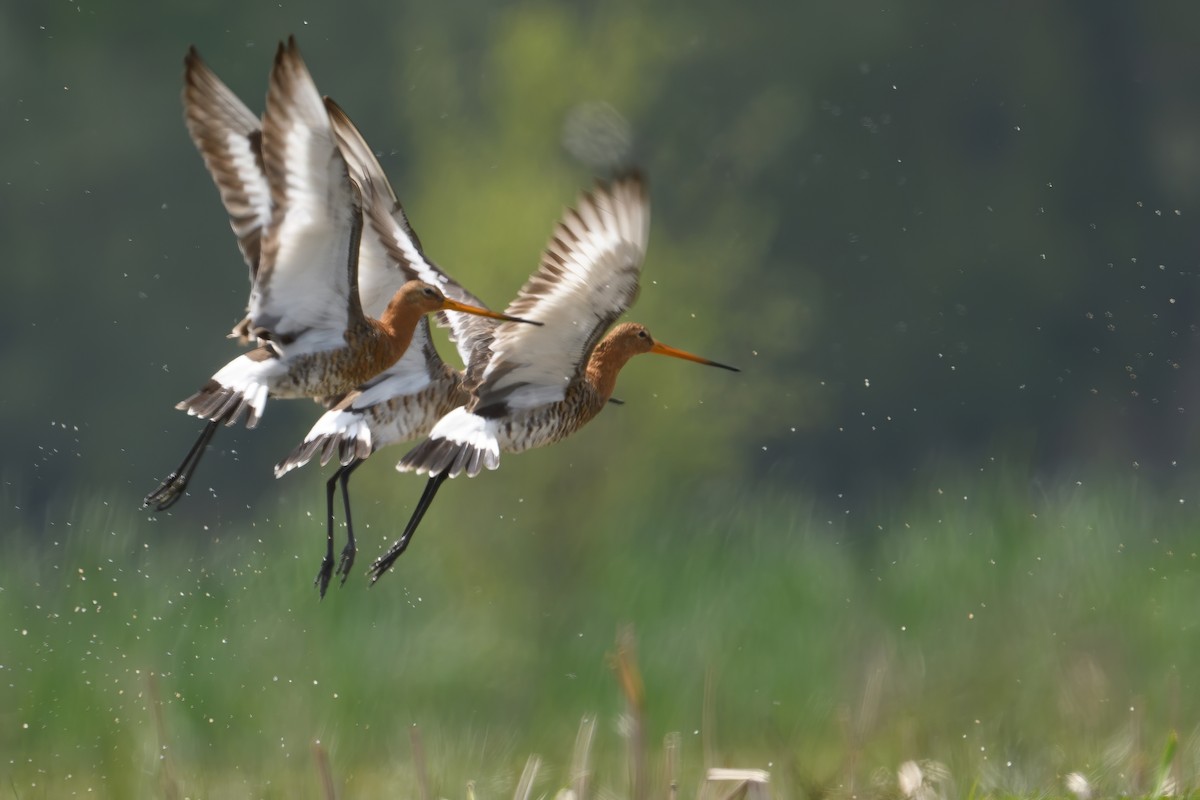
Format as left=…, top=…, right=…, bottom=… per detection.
left=370, top=302, right=423, bottom=366
left=585, top=331, right=640, bottom=402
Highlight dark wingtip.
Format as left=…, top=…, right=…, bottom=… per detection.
left=611, top=166, right=645, bottom=183
left=323, top=95, right=346, bottom=116
left=606, top=167, right=647, bottom=198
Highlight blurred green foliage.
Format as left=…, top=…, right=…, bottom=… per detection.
left=3, top=476, right=1199, bottom=796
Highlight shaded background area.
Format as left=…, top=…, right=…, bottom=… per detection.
left=4, top=1, right=1200, bottom=796
left=6, top=1, right=1200, bottom=515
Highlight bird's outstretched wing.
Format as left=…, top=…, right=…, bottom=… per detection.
left=327, top=98, right=497, bottom=366
left=470, top=173, right=650, bottom=415
left=249, top=38, right=363, bottom=349
left=182, top=47, right=271, bottom=282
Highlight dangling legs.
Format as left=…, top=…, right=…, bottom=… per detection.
left=314, top=466, right=343, bottom=598
left=335, top=459, right=363, bottom=586
left=143, top=419, right=220, bottom=511
left=368, top=472, right=448, bottom=584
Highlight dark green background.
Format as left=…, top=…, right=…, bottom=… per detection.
left=7, top=2, right=1200, bottom=515
left=4, top=2, right=1200, bottom=796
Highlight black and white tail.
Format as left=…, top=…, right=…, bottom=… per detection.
left=396, top=408, right=500, bottom=478
left=275, top=407, right=372, bottom=477
left=176, top=348, right=285, bottom=429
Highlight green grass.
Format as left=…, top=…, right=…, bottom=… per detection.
left=3, top=472, right=1200, bottom=798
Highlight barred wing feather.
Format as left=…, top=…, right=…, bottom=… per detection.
left=182, top=47, right=271, bottom=281
left=472, top=173, right=649, bottom=413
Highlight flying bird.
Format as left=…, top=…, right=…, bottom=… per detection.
left=144, top=39, right=533, bottom=512
left=368, top=173, right=738, bottom=583
left=273, top=99, right=525, bottom=596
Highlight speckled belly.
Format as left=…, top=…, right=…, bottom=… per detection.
left=271, top=347, right=389, bottom=402
left=494, top=392, right=607, bottom=454
left=367, top=381, right=469, bottom=448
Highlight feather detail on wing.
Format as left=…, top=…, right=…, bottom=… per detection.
left=182, top=47, right=271, bottom=281
left=326, top=97, right=497, bottom=366
left=249, top=38, right=362, bottom=345
left=324, top=97, right=424, bottom=320
left=471, top=172, right=650, bottom=412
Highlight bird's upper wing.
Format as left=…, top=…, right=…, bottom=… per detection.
left=324, top=98, right=423, bottom=320
left=327, top=98, right=495, bottom=366
left=182, top=47, right=271, bottom=281
left=470, top=173, right=650, bottom=413
left=249, top=38, right=363, bottom=347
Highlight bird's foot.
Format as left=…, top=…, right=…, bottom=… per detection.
left=314, top=555, right=335, bottom=599
left=367, top=550, right=399, bottom=585
left=336, top=542, right=356, bottom=587
left=143, top=473, right=186, bottom=511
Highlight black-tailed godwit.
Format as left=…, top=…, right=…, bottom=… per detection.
left=368, top=173, right=738, bottom=582
left=144, top=39, right=534, bottom=512
left=273, top=99, right=522, bottom=596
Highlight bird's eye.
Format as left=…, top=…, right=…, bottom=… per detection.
left=423, top=287, right=438, bottom=298
left=637, top=330, right=649, bottom=340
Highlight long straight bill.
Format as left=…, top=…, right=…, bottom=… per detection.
left=649, top=341, right=740, bottom=372
left=441, top=298, right=542, bottom=327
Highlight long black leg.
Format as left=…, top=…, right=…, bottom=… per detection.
left=314, top=467, right=341, bottom=598
left=335, top=459, right=363, bottom=587
left=143, top=419, right=220, bottom=511
left=368, top=472, right=448, bottom=584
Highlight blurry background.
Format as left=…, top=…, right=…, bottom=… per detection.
left=4, top=1, right=1200, bottom=797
